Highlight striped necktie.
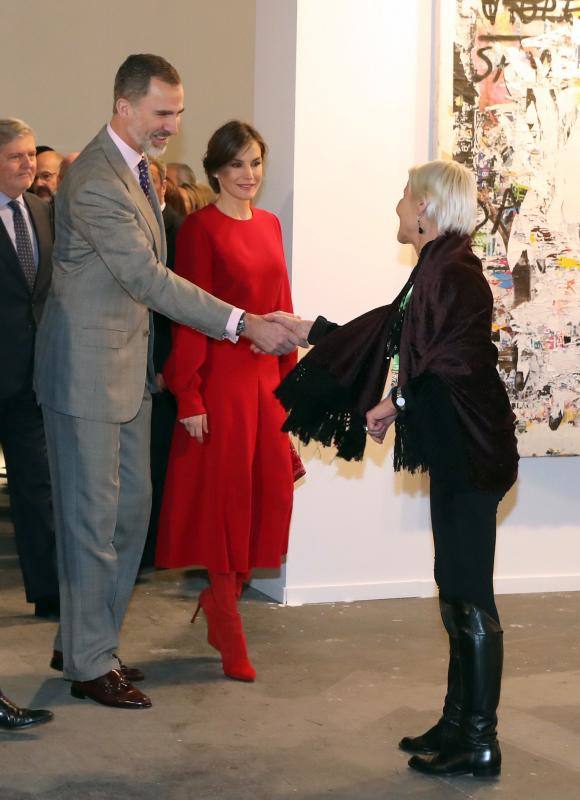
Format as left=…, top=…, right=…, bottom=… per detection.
left=8, top=200, right=36, bottom=290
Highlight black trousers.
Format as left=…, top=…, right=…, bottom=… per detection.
left=430, top=479, right=502, bottom=623
left=0, top=385, right=58, bottom=602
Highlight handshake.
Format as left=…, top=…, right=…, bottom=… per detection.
left=241, top=311, right=314, bottom=356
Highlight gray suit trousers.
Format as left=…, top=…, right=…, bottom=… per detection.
left=42, top=395, right=152, bottom=681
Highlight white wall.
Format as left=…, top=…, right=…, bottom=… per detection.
left=253, top=0, right=580, bottom=605
left=253, top=0, right=297, bottom=267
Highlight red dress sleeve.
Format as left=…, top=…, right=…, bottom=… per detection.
left=162, top=215, right=212, bottom=419
left=273, top=216, right=297, bottom=381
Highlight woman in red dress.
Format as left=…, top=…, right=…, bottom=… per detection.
left=156, top=121, right=296, bottom=682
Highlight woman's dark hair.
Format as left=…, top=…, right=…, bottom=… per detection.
left=203, top=120, right=267, bottom=194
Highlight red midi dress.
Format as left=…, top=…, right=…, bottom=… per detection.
left=155, top=203, right=296, bottom=573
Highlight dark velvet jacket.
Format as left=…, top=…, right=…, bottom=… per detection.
left=395, top=233, right=518, bottom=494
left=279, top=233, right=518, bottom=495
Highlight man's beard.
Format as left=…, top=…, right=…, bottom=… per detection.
left=143, top=130, right=171, bottom=158
left=33, top=185, right=54, bottom=201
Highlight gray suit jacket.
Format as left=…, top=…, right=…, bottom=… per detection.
left=35, top=126, right=233, bottom=423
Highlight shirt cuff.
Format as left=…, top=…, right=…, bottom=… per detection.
left=224, top=307, right=244, bottom=343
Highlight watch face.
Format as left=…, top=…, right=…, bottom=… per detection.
left=396, top=396, right=405, bottom=408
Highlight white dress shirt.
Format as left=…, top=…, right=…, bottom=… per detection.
left=105, top=124, right=243, bottom=342
left=0, top=191, right=39, bottom=266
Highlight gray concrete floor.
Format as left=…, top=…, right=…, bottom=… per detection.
left=1, top=489, right=579, bottom=799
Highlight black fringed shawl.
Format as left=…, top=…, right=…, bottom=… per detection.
left=276, top=233, right=519, bottom=494
left=275, top=252, right=425, bottom=461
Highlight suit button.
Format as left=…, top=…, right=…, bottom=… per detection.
left=143, top=330, right=149, bottom=337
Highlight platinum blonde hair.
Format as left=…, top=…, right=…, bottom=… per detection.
left=0, top=118, right=35, bottom=150
left=408, top=160, right=477, bottom=236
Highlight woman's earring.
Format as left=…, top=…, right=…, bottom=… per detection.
left=417, top=217, right=425, bottom=235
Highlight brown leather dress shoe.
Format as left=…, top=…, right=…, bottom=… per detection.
left=0, top=691, right=54, bottom=728
left=50, top=650, right=145, bottom=682
left=70, top=669, right=152, bottom=709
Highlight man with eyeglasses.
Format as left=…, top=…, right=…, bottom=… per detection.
left=31, top=148, right=63, bottom=203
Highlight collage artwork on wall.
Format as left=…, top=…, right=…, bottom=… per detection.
left=437, top=0, right=580, bottom=456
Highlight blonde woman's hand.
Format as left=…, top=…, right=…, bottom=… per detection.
left=365, top=396, right=397, bottom=444
left=180, top=414, right=208, bottom=443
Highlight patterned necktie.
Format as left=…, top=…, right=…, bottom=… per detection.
left=8, top=200, right=36, bottom=290
left=137, top=158, right=153, bottom=206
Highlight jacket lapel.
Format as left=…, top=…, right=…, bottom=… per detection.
left=24, top=193, right=53, bottom=302
left=96, top=127, right=163, bottom=258
left=147, top=167, right=167, bottom=264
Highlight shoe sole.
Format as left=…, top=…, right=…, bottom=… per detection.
left=409, top=763, right=501, bottom=778
left=1, top=714, right=54, bottom=730
left=70, top=687, right=152, bottom=709
left=223, top=671, right=256, bottom=683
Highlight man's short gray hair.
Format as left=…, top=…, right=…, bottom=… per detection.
left=0, top=118, right=35, bottom=150
left=408, top=160, right=477, bottom=236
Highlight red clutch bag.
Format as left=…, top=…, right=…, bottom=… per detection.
left=290, top=440, right=306, bottom=482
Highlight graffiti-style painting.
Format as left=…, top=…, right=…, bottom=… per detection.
left=440, top=0, right=580, bottom=455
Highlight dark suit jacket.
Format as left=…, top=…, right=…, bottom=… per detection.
left=153, top=204, right=184, bottom=373
left=0, top=192, right=53, bottom=399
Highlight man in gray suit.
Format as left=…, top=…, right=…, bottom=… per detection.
left=35, top=54, right=301, bottom=709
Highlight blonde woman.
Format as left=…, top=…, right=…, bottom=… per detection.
left=276, top=160, right=518, bottom=778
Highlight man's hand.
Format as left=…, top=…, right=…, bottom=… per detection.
left=365, top=395, right=397, bottom=444
left=180, top=414, right=208, bottom=443
left=242, top=313, right=300, bottom=355
left=264, top=311, right=313, bottom=348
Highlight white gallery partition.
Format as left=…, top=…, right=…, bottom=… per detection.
left=252, top=0, right=580, bottom=605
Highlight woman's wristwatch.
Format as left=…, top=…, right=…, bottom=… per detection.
left=390, top=385, right=406, bottom=412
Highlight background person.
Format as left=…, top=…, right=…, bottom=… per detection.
left=31, top=148, right=63, bottom=202
left=193, top=182, right=216, bottom=207
left=0, top=117, right=57, bottom=728
left=0, top=119, right=59, bottom=621
left=166, top=161, right=195, bottom=188
left=177, top=182, right=196, bottom=215
left=155, top=121, right=297, bottom=683
left=57, top=152, right=80, bottom=187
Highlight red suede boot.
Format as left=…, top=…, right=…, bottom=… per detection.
left=236, top=571, right=251, bottom=599
left=209, top=571, right=256, bottom=682
left=191, top=588, right=220, bottom=651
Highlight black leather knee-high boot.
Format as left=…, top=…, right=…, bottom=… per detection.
left=408, top=602, right=503, bottom=777
left=399, top=597, right=462, bottom=754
